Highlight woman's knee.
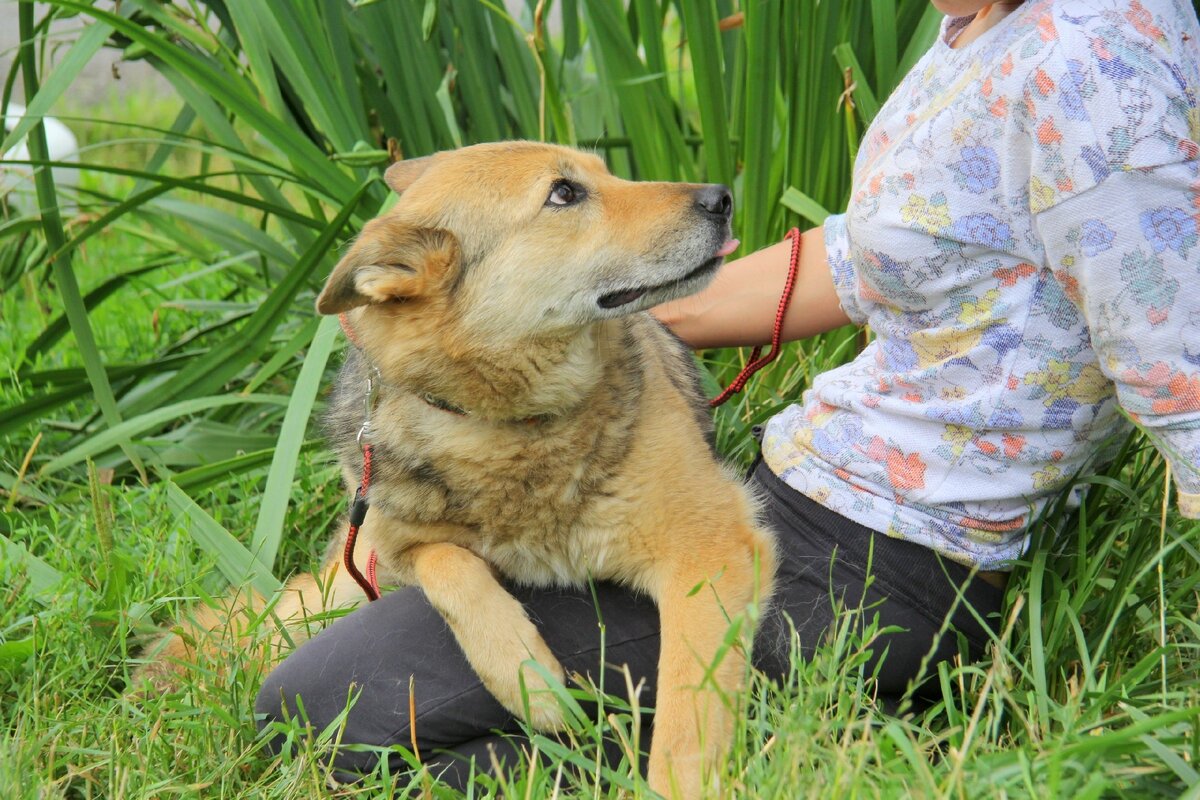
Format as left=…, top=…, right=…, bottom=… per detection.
left=253, top=615, right=403, bottom=761
left=253, top=579, right=662, bottom=777
left=255, top=586, right=513, bottom=756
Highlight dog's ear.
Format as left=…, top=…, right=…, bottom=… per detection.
left=384, top=157, right=433, bottom=195
left=315, top=221, right=460, bottom=315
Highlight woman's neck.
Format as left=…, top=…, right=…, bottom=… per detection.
left=949, top=2, right=1023, bottom=49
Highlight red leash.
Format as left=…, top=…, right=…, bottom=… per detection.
left=337, top=228, right=800, bottom=600
left=337, top=312, right=382, bottom=602
left=709, top=227, right=802, bottom=407
left=342, top=442, right=381, bottom=602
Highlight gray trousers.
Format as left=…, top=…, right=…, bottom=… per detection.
left=256, top=461, right=1004, bottom=788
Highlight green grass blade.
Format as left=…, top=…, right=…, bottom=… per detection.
left=121, top=181, right=371, bottom=417
left=244, top=316, right=322, bottom=394
left=150, top=64, right=321, bottom=248
left=249, top=315, right=340, bottom=570
left=895, top=4, right=942, bottom=79
left=0, top=533, right=66, bottom=601
left=220, top=1, right=289, bottom=125
left=7, top=158, right=324, bottom=245
left=0, top=470, right=52, bottom=506
left=1027, top=546, right=1052, bottom=736
left=0, top=637, right=34, bottom=668
left=19, top=354, right=199, bottom=390
left=1067, top=707, right=1200, bottom=755
left=20, top=257, right=178, bottom=365
left=0, top=12, right=112, bottom=154
left=435, top=66, right=465, bottom=149
left=870, top=0, right=899, bottom=93
left=163, top=482, right=281, bottom=597
left=146, top=197, right=298, bottom=271
left=1125, top=705, right=1200, bottom=784
left=781, top=186, right=833, bottom=227
left=38, top=395, right=289, bottom=478
left=486, top=9, right=540, bottom=137
left=632, top=0, right=666, bottom=78
left=350, top=2, right=444, bottom=154
left=524, top=7, right=574, bottom=144
left=2, top=384, right=114, bottom=436
left=680, top=0, right=734, bottom=186
left=172, top=443, right=323, bottom=493
left=739, top=0, right=781, bottom=250
left=447, top=0, right=506, bottom=143
left=18, top=2, right=145, bottom=480
left=259, top=0, right=369, bottom=153
left=584, top=0, right=693, bottom=181
left=833, top=43, right=881, bottom=127
left=58, top=1, right=357, bottom=203
left=311, top=1, right=375, bottom=148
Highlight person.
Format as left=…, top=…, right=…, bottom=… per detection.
left=256, top=0, right=1200, bottom=789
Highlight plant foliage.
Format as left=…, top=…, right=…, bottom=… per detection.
left=2, top=1, right=1199, bottom=797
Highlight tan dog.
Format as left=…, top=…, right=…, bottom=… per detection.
left=138, top=142, right=775, bottom=798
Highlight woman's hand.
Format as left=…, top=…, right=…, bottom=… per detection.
left=652, top=224, right=853, bottom=349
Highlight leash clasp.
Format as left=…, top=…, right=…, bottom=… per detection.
left=357, top=366, right=383, bottom=448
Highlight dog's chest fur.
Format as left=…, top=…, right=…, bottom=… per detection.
left=323, top=321, right=697, bottom=586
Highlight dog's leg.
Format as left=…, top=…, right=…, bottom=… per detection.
left=401, top=541, right=567, bottom=731
left=130, top=583, right=269, bottom=696
left=647, top=525, right=774, bottom=799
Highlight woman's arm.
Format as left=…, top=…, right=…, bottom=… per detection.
left=1034, top=163, right=1200, bottom=519
left=652, top=225, right=853, bottom=349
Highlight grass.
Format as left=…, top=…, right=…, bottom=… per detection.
left=3, top=429, right=1197, bottom=798
left=3, top=0, right=1200, bottom=797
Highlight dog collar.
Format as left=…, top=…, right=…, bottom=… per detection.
left=420, top=391, right=469, bottom=416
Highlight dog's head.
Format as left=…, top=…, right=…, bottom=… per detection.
left=316, top=141, right=735, bottom=341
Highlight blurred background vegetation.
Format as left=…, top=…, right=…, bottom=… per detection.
left=2, top=1, right=1200, bottom=797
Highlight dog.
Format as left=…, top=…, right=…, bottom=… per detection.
left=136, top=141, right=776, bottom=798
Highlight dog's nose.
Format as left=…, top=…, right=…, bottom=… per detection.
left=695, top=184, right=732, bottom=220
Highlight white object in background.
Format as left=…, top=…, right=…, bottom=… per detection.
left=1, top=102, right=80, bottom=214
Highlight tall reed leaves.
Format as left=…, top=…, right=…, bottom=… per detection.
left=16, top=3, right=144, bottom=478
left=6, top=0, right=938, bottom=584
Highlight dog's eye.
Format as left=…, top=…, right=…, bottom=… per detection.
left=546, top=180, right=584, bottom=207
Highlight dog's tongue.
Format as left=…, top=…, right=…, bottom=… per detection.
left=716, top=238, right=740, bottom=258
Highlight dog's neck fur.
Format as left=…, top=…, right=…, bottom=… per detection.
left=348, top=310, right=632, bottom=422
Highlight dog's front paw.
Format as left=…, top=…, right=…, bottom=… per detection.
left=649, top=749, right=715, bottom=800
left=126, top=631, right=194, bottom=698
left=127, top=658, right=185, bottom=699
left=516, top=658, right=569, bottom=731
left=473, top=632, right=568, bottom=731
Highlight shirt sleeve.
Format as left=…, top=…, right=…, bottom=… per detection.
left=823, top=212, right=869, bottom=326
left=1034, top=161, right=1200, bottom=517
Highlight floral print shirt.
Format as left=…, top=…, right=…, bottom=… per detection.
left=763, top=0, right=1200, bottom=570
